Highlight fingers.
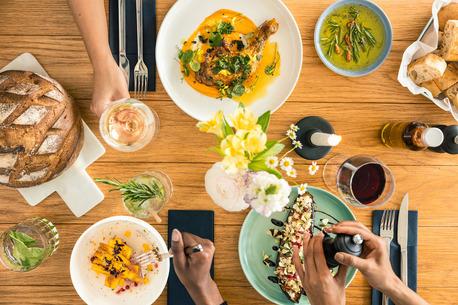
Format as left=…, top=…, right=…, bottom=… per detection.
left=312, top=232, right=329, bottom=274
left=334, top=263, right=349, bottom=285
left=334, top=252, right=368, bottom=271
left=170, top=229, right=187, bottom=270
left=303, top=232, right=315, bottom=277
left=292, top=246, right=305, bottom=281
left=326, top=222, right=375, bottom=241
left=181, top=232, right=215, bottom=264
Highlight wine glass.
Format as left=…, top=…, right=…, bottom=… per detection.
left=323, top=154, right=395, bottom=208
left=100, top=98, right=160, bottom=152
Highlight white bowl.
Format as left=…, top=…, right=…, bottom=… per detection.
left=156, top=0, right=303, bottom=121
left=70, top=216, right=169, bottom=305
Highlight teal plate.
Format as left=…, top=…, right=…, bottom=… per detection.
left=238, top=186, right=357, bottom=305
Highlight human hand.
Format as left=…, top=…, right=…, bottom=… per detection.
left=169, top=229, right=224, bottom=305
left=325, top=221, right=398, bottom=293
left=91, top=58, right=130, bottom=117
left=292, top=231, right=348, bottom=305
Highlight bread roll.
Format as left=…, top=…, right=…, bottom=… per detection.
left=0, top=70, right=84, bottom=188
left=407, top=54, right=447, bottom=85
left=421, top=80, right=442, bottom=97
left=445, top=82, right=458, bottom=109
left=438, top=3, right=458, bottom=31
left=441, top=20, right=458, bottom=61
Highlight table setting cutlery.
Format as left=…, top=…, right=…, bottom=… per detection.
left=134, top=0, right=148, bottom=100
left=371, top=193, right=417, bottom=305
left=118, top=0, right=130, bottom=86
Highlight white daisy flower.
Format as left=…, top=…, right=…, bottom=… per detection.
left=286, top=168, right=297, bottom=178
left=290, top=124, right=299, bottom=132
left=286, top=129, right=296, bottom=140
left=280, top=157, right=294, bottom=170
left=292, top=140, right=303, bottom=149
left=265, top=156, right=279, bottom=169
left=309, top=161, right=319, bottom=175
left=298, top=183, right=308, bottom=195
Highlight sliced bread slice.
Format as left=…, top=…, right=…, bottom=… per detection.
left=445, top=82, right=458, bottom=109
left=441, top=20, right=458, bottom=61
left=421, top=80, right=442, bottom=97
left=407, top=53, right=447, bottom=85
left=436, top=62, right=458, bottom=91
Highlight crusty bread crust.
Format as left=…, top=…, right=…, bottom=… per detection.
left=442, top=20, right=458, bottom=61
left=421, top=80, right=442, bottom=97
left=407, top=54, right=447, bottom=85
left=438, top=3, right=458, bottom=31
left=445, top=82, right=458, bottom=110
left=0, top=70, right=84, bottom=188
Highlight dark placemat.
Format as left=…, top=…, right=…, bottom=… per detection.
left=167, top=210, right=215, bottom=305
left=371, top=210, right=418, bottom=305
left=108, top=0, right=156, bottom=91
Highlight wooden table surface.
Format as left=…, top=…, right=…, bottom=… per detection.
left=1, top=0, right=458, bottom=304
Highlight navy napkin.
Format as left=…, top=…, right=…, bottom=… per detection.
left=108, top=0, right=156, bottom=91
left=167, top=210, right=215, bottom=305
left=371, top=210, right=418, bottom=305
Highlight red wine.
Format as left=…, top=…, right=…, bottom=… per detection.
left=351, top=163, right=386, bottom=204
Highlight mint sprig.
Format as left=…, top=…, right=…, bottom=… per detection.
left=9, top=231, right=44, bottom=268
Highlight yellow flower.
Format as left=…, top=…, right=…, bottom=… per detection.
left=221, top=154, right=249, bottom=174
left=241, top=126, right=267, bottom=153
left=221, top=134, right=243, bottom=156
left=229, top=107, right=257, bottom=131
left=196, top=111, right=224, bottom=138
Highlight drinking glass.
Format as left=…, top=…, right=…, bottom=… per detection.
left=323, top=154, right=395, bottom=208
left=0, top=218, right=59, bottom=272
left=123, top=170, right=173, bottom=219
left=100, top=98, right=160, bottom=152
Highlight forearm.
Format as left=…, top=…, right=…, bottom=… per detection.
left=68, top=0, right=113, bottom=70
left=384, top=277, right=430, bottom=305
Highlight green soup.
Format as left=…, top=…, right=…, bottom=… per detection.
left=320, top=4, right=385, bottom=71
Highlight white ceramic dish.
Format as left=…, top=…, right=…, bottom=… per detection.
left=156, top=0, right=303, bottom=121
left=70, top=216, right=169, bottom=305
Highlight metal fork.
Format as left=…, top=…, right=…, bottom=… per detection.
left=131, top=247, right=173, bottom=268
left=134, top=0, right=148, bottom=100
left=380, top=208, right=395, bottom=305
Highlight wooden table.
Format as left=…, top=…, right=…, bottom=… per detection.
left=1, top=0, right=457, bottom=304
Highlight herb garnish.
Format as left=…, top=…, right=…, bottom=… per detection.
left=8, top=231, right=44, bottom=269
left=322, top=6, right=377, bottom=63
left=265, top=43, right=280, bottom=76
left=217, top=21, right=234, bottom=34
left=95, top=176, right=164, bottom=207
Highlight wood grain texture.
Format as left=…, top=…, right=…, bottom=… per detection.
left=0, top=0, right=457, bottom=304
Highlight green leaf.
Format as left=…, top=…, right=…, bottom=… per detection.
left=256, top=111, right=271, bottom=133
left=231, top=84, right=245, bottom=98
left=253, top=141, right=284, bottom=162
left=29, top=247, right=45, bottom=260
left=182, top=64, right=190, bottom=77
left=9, top=231, right=36, bottom=247
left=209, top=32, right=223, bottom=48
left=238, top=103, right=245, bottom=109
left=217, top=21, right=234, bottom=34
left=248, top=161, right=282, bottom=179
left=221, top=116, right=234, bottom=137
left=180, top=50, right=193, bottom=64
left=245, top=32, right=254, bottom=39
left=205, top=146, right=224, bottom=157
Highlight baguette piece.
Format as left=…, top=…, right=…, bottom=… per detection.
left=407, top=54, right=447, bottom=85
left=441, top=20, right=458, bottom=61
left=431, top=31, right=444, bottom=56
left=436, top=62, right=458, bottom=91
left=445, top=82, right=458, bottom=109
left=438, top=3, right=458, bottom=31
left=421, top=80, right=442, bottom=97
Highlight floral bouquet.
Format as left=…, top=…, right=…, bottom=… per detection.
left=197, top=105, right=317, bottom=217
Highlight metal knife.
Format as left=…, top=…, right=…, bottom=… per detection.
left=118, top=0, right=130, bottom=87
left=397, top=193, right=409, bottom=285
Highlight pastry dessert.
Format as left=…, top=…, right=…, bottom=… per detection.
left=0, top=70, right=83, bottom=188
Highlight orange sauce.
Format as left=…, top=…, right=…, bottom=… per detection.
left=180, top=9, right=280, bottom=106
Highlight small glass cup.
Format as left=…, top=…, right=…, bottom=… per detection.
left=123, top=170, right=173, bottom=219
left=100, top=98, right=160, bottom=152
left=0, top=218, right=59, bottom=272
left=323, top=154, right=395, bottom=208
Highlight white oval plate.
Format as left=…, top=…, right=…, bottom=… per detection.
left=156, top=0, right=303, bottom=121
left=70, top=216, right=169, bottom=305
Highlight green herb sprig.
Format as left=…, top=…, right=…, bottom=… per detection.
left=95, top=177, right=163, bottom=206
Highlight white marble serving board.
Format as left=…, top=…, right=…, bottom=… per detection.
left=1, top=52, right=105, bottom=217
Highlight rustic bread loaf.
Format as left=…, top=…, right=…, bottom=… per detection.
left=441, top=20, right=458, bottom=61
left=0, top=70, right=84, bottom=188
left=438, top=3, right=458, bottom=31
left=407, top=53, right=447, bottom=85
left=421, top=80, right=442, bottom=97
left=435, top=62, right=458, bottom=91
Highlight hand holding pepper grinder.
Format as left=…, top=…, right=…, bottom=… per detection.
left=322, top=231, right=364, bottom=268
